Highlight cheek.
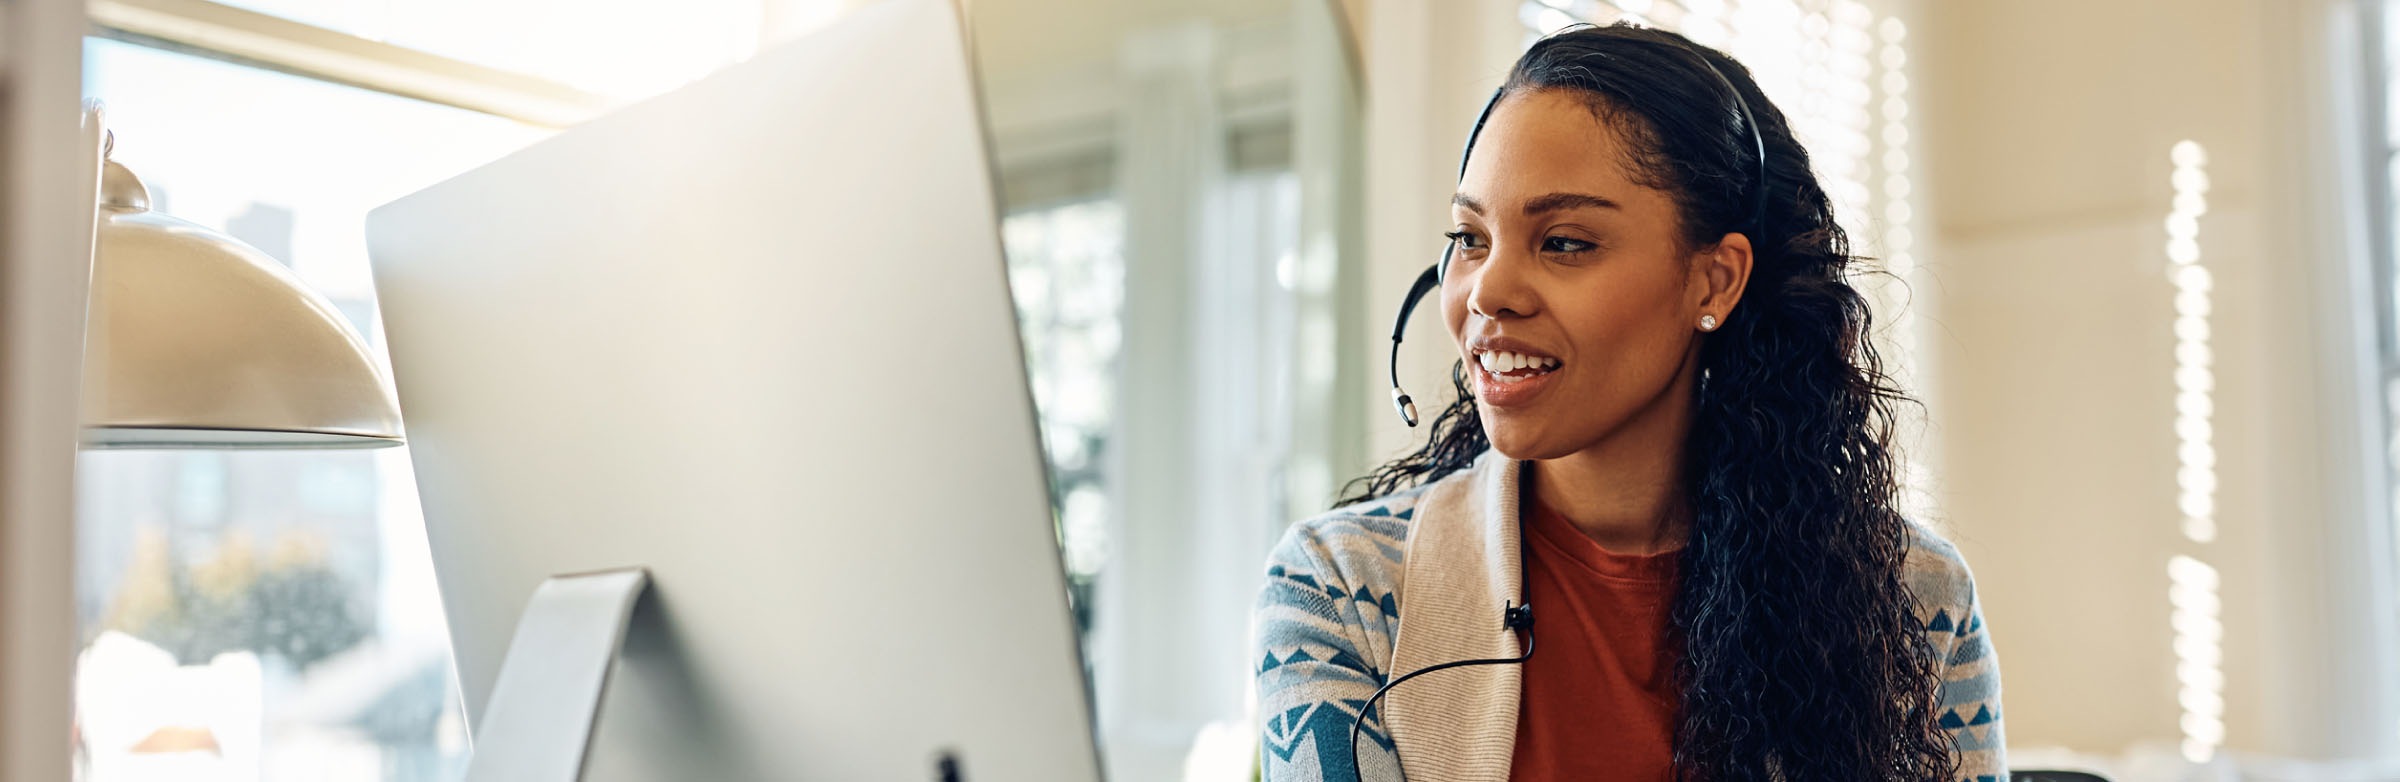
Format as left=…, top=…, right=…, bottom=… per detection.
left=1558, top=295, right=1684, bottom=380
left=1558, top=301, right=1640, bottom=346
left=1439, top=283, right=1471, bottom=340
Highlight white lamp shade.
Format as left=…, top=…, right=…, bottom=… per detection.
left=82, top=158, right=403, bottom=449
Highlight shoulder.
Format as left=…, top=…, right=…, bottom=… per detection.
left=1900, top=517, right=1984, bottom=612
left=1264, top=483, right=1433, bottom=591
left=1899, top=519, right=2009, bottom=764
left=1254, top=483, right=1446, bottom=683
left=1899, top=517, right=2001, bottom=673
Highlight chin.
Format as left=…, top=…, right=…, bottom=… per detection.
left=1477, top=408, right=1577, bottom=461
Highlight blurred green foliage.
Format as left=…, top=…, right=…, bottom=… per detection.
left=102, top=527, right=367, bottom=669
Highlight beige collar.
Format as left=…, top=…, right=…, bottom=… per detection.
left=1382, top=451, right=1526, bottom=781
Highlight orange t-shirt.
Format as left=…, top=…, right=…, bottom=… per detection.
left=1507, top=497, right=1684, bottom=782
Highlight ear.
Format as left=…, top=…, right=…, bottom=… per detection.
left=1693, top=232, right=1754, bottom=327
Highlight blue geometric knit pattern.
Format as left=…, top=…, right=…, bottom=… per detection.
left=1253, top=480, right=2008, bottom=782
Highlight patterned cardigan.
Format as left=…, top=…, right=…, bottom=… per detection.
left=1253, top=451, right=2007, bottom=781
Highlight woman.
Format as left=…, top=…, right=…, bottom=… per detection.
left=1254, top=24, right=2005, bottom=782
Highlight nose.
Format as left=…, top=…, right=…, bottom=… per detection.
left=1463, top=243, right=1539, bottom=321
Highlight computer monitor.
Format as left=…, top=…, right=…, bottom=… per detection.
left=363, top=1, right=1103, bottom=779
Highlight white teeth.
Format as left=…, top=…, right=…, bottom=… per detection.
left=1477, top=349, right=1560, bottom=376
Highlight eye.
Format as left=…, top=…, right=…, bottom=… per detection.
left=1444, top=229, right=1487, bottom=252
left=1542, top=235, right=1597, bottom=254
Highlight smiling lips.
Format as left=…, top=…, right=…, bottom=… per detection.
left=1475, top=349, right=1560, bottom=383
left=1470, top=344, right=1563, bottom=407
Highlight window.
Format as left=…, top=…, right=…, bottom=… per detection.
left=2365, top=0, right=2400, bottom=685
left=75, top=36, right=548, bottom=782
left=70, top=0, right=793, bottom=775
left=971, top=5, right=1360, bottom=779
left=1001, top=197, right=1127, bottom=633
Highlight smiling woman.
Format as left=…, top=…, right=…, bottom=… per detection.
left=1255, top=23, right=2004, bottom=782
left=1438, top=93, right=1752, bottom=473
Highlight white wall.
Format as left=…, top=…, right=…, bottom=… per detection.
left=1918, top=0, right=2398, bottom=760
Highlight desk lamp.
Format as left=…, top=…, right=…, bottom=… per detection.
left=81, top=103, right=402, bottom=450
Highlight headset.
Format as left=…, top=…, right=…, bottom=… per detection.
left=1385, top=44, right=1768, bottom=429
left=1347, top=36, right=1770, bottom=782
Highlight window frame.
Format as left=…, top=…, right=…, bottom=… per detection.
left=87, top=0, right=612, bottom=127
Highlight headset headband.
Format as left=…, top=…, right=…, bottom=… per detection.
left=1456, top=42, right=1770, bottom=243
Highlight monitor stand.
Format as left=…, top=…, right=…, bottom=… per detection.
left=461, top=567, right=650, bottom=782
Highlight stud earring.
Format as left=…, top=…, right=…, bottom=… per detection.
left=1699, top=314, right=1718, bottom=331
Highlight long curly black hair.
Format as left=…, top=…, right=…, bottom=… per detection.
left=1334, top=23, right=1954, bottom=781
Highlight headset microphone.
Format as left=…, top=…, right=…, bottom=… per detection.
left=1386, top=87, right=1503, bottom=427
left=1386, top=265, right=1442, bottom=427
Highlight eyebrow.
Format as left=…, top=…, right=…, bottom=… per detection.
left=1451, top=191, right=1623, bottom=216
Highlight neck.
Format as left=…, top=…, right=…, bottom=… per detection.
left=1529, top=366, right=1697, bottom=555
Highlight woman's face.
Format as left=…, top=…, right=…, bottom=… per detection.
left=1442, top=88, right=1749, bottom=460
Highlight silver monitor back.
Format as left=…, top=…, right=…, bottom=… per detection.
left=364, top=1, right=1102, bottom=779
